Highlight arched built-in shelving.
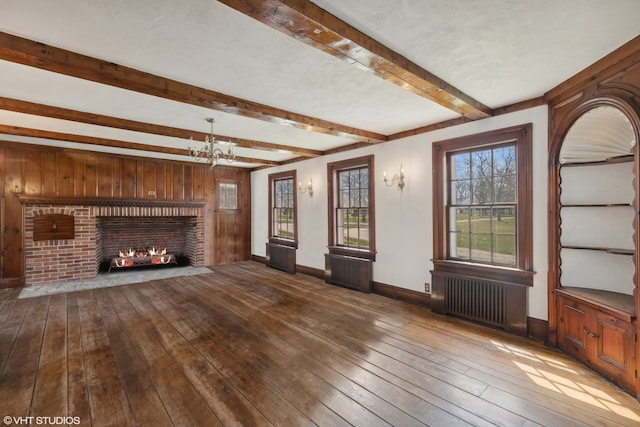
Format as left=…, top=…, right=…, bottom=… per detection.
left=550, top=102, right=640, bottom=397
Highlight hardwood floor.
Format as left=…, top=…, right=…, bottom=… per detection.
left=1, top=261, right=640, bottom=426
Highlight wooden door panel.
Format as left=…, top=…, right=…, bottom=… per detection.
left=559, top=299, right=587, bottom=352
left=120, top=158, right=137, bottom=198
left=595, top=312, right=635, bottom=390
left=24, top=149, right=42, bottom=196
left=3, top=149, right=24, bottom=280
left=598, top=318, right=626, bottom=369
left=58, top=152, right=76, bottom=197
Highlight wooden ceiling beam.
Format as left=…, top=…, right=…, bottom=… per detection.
left=0, top=124, right=279, bottom=166
left=0, top=97, right=321, bottom=158
left=219, top=0, right=492, bottom=120
left=0, top=31, right=385, bottom=143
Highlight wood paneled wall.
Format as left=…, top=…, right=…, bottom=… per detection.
left=0, top=140, right=251, bottom=288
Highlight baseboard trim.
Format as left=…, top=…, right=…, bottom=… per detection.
left=251, top=254, right=266, bottom=263
left=372, top=281, right=431, bottom=307
left=527, top=317, right=548, bottom=342
left=295, top=264, right=324, bottom=280
left=251, top=255, right=324, bottom=279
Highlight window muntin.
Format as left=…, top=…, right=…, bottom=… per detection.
left=448, top=144, right=517, bottom=266
left=268, top=170, right=297, bottom=245
left=327, top=155, right=375, bottom=258
left=432, top=124, right=533, bottom=277
left=272, top=177, right=295, bottom=240
left=336, top=166, right=369, bottom=249
left=219, top=182, right=237, bottom=210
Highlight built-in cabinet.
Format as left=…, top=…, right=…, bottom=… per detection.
left=547, top=40, right=640, bottom=399
left=557, top=289, right=636, bottom=392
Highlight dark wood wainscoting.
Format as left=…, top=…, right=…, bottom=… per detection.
left=1, top=261, right=638, bottom=426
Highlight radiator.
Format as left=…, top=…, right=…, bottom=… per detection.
left=265, top=242, right=296, bottom=274
left=431, top=270, right=527, bottom=335
left=325, top=253, right=372, bottom=293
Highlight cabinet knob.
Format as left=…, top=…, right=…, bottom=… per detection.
left=583, top=328, right=597, bottom=338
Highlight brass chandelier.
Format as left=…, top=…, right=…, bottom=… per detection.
left=189, top=118, right=235, bottom=168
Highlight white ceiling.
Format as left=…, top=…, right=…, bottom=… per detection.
left=0, top=0, right=638, bottom=168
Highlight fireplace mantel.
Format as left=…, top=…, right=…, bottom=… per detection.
left=15, top=194, right=206, bottom=209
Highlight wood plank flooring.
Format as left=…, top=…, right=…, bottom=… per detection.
left=1, top=261, right=640, bottom=426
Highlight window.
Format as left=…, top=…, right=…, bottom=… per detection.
left=433, top=124, right=532, bottom=280
left=328, top=155, right=375, bottom=258
left=218, top=182, right=237, bottom=210
left=449, top=144, right=516, bottom=265
left=268, top=170, right=297, bottom=245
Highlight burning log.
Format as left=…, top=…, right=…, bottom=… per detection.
left=109, top=246, right=176, bottom=273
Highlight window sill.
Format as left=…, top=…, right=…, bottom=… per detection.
left=268, top=237, right=298, bottom=249
left=431, top=259, right=534, bottom=286
left=328, top=246, right=376, bottom=261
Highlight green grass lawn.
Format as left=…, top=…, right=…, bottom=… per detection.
left=455, top=216, right=515, bottom=255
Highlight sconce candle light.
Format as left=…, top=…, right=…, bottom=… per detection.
left=299, top=179, right=313, bottom=197
left=383, top=165, right=405, bottom=191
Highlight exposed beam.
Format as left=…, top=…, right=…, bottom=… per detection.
left=219, top=0, right=492, bottom=120
left=0, top=124, right=280, bottom=166
left=0, top=31, right=385, bottom=143
left=0, top=97, right=321, bottom=158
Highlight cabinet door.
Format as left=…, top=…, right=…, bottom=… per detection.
left=594, top=312, right=635, bottom=390
left=558, top=296, right=588, bottom=361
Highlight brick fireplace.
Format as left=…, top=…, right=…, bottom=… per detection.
left=22, top=199, right=205, bottom=287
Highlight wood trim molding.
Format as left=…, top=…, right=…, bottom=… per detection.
left=295, top=264, right=324, bottom=279
left=15, top=194, right=206, bottom=209
left=545, top=35, right=640, bottom=103
left=250, top=255, right=328, bottom=280
left=268, top=170, right=298, bottom=243
left=527, top=317, right=548, bottom=342
left=431, top=123, right=535, bottom=280
left=326, top=155, right=376, bottom=257
left=372, top=281, right=431, bottom=307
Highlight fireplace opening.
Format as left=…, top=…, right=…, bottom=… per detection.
left=97, top=216, right=199, bottom=273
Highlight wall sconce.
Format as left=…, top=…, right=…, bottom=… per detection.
left=383, top=165, right=405, bottom=191
left=299, top=178, right=313, bottom=197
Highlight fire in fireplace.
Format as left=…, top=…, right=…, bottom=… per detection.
left=109, top=246, right=176, bottom=273
left=99, top=215, right=200, bottom=273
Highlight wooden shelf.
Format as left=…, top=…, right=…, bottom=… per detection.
left=560, top=203, right=632, bottom=208
left=561, top=246, right=634, bottom=255
left=560, top=154, right=634, bottom=167
left=556, top=287, right=635, bottom=321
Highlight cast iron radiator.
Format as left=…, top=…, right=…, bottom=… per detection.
left=431, top=270, right=527, bottom=335
left=265, top=242, right=296, bottom=274
left=324, top=253, right=372, bottom=293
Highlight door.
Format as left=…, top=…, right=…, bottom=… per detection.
left=211, top=168, right=251, bottom=265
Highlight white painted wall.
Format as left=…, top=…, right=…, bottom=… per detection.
left=251, top=105, right=549, bottom=320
